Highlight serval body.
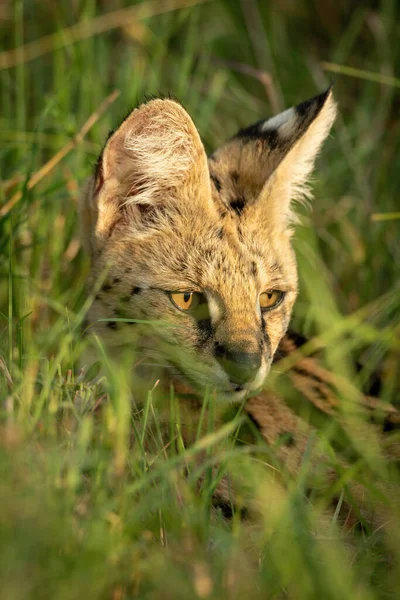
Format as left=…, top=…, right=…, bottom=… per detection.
left=80, top=89, right=399, bottom=529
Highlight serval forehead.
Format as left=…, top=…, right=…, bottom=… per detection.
left=208, top=154, right=247, bottom=217
left=113, top=214, right=286, bottom=293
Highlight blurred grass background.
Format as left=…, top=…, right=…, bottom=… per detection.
left=0, top=0, right=399, bottom=598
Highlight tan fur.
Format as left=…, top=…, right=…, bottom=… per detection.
left=79, top=91, right=399, bottom=529
left=80, top=91, right=337, bottom=402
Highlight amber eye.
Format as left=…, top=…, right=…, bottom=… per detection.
left=169, top=291, right=202, bottom=312
left=259, top=290, right=285, bottom=311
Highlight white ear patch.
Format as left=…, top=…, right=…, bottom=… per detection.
left=267, top=90, right=337, bottom=220
left=261, top=107, right=297, bottom=139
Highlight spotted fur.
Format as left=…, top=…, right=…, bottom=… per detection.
left=79, top=90, right=400, bottom=530
left=80, top=89, right=336, bottom=402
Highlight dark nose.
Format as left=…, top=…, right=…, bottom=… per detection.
left=215, top=343, right=262, bottom=385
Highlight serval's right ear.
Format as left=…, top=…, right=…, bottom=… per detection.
left=208, top=89, right=336, bottom=227
left=79, top=98, right=211, bottom=256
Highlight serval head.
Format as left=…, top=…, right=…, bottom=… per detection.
left=80, top=89, right=336, bottom=402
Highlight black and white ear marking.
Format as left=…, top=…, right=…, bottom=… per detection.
left=235, top=87, right=332, bottom=155
left=208, top=88, right=336, bottom=222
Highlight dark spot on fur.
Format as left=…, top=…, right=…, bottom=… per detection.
left=131, top=286, right=141, bottom=295
left=304, top=487, right=314, bottom=500
left=231, top=170, right=239, bottom=183
left=204, top=248, right=214, bottom=262
left=137, top=204, right=150, bottom=216
left=81, top=319, right=89, bottom=338
left=236, top=225, right=244, bottom=243
left=176, top=258, right=189, bottom=273
left=244, top=410, right=262, bottom=432
left=349, top=517, right=368, bottom=536
left=102, top=283, right=112, bottom=292
left=354, top=361, right=382, bottom=397
left=287, top=329, right=308, bottom=348
left=94, top=154, right=103, bottom=183
left=261, top=129, right=280, bottom=150
left=260, top=314, right=271, bottom=353
left=230, top=196, right=246, bottom=216
left=106, top=321, right=118, bottom=330
left=216, top=228, right=224, bottom=240
left=137, top=204, right=161, bottom=226
left=250, top=261, right=257, bottom=277
left=383, top=418, right=396, bottom=433
left=278, top=431, right=295, bottom=447
left=273, top=340, right=287, bottom=363
left=95, top=294, right=102, bottom=301
left=236, top=123, right=280, bottom=150
left=292, top=364, right=326, bottom=386
left=210, top=174, right=222, bottom=192
left=364, top=373, right=382, bottom=398
left=212, top=498, right=249, bottom=521
left=115, top=308, right=136, bottom=326
left=196, top=318, right=213, bottom=347
left=113, top=277, right=121, bottom=284
left=214, top=500, right=233, bottom=519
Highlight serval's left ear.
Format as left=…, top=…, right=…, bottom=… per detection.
left=80, top=98, right=212, bottom=255
left=209, top=88, right=336, bottom=225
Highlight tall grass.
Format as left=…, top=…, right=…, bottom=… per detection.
left=0, top=1, right=399, bottom=598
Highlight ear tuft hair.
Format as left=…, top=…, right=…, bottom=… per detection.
left=101, top=99, right=206, bottom=207
left=80, top=98, right=211, bottom=252
left=120, top=101, right=201, bottom=206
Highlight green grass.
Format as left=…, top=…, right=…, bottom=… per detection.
left=1, top=0, right=400, bottom=598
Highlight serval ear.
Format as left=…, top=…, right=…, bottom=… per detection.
left=80, top=98, right=211, bottom=254
left=208, top=88, right=336, bottom=225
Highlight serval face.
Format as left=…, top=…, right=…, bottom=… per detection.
left=80, top=90, right=336, bottom=402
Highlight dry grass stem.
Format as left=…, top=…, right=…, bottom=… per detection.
left=0, top=0, right=210, bottom=71
left=0, top=90, right=120, bottom=218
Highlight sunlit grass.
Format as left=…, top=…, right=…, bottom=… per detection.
left=0, top=1, right=399, bottom=598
